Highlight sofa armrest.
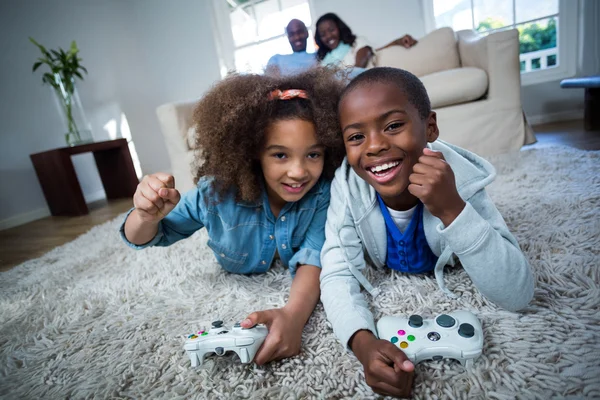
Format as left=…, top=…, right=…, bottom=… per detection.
left=457, top=29, right=522, bottom=106
left=155, top=100, right=198, bottom=191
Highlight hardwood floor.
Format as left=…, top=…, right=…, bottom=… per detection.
left=1, top=119, right=598, bottom=272
left=524, top=119, right=600, bottom=151
left=0, top=198, right=133, bottom=271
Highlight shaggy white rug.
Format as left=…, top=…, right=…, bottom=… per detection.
left=1, top=146, right=599, bottom=399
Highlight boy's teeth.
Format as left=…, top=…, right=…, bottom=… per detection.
left=289, top=183, right=302, bottom=188
left=370, top=161, right=399, bottom=173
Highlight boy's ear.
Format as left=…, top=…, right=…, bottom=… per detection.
left=425, top=111, right=439, bottom=142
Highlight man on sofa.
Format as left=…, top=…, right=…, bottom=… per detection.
left=265, top=19, right=317, bottom=76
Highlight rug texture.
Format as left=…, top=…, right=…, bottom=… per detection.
left=1, top=146, right=599, bottom=399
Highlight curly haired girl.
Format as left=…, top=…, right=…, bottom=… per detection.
left=121, top=67, right=345, bottom=365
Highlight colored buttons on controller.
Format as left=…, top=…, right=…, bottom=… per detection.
left=436, top=314, right=456, bottom=328
left=409, top=315, right=423, bottom=328
left=427, top=332, right=441, bottom=341
left=400, top=341, right=408, bottom=349
left=201, top=332, right=208, bottom=336
left=212, top=320, right=224, bottom=328
left=391, top=337, right=399, bottom=344
left=188, top=334, right=198, bottom=339
left=397, top=330, right=406, bottom=336
left=407, top=335, right=415, bottom=341
left=458, top=323, right=475, bottom=338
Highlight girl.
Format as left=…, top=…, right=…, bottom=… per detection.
left=120, top=67, right=345, bottom=365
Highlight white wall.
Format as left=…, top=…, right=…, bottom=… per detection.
left=0, top=0, right=221, bottom=229
left=311, top=0, right=426, bottom=48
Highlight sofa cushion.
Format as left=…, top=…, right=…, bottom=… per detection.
left=375, top=27, right=460, bottom=77
left=420, top=67, right=488, bottom=109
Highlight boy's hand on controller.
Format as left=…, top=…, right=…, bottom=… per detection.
left=408, top=148, right=466, bottom=227
left=133, top=173, right=180, bottom=222
left=351, top=330, right=414, bottom=398
left=241, top=307, right=303, bottom=365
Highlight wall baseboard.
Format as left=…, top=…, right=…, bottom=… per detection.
left=0, top=190, right=107, bottom=231
left=527, top=109, right=584, bottom=126
left=0, top=207, right=50, bottom=231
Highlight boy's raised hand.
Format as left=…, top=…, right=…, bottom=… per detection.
left=408, top=148, right=466, bottom=227
left=351, top=330, right=414, bottom=398
left=240, top=307, right=303, bottom=365
left=133, top=173, right=181, bottom=222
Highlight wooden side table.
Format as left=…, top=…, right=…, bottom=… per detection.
left=560, top=76, right=600, bottom=131
left=30, top=138, right=139, bottom=216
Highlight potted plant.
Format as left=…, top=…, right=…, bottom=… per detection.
left=30, top=37, right=92, bottom=146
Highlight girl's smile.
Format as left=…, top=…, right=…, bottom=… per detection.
left=260, top=119, right=324, bottom=216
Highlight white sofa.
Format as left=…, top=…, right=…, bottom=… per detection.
left=156, top=27, right=536, bottom=192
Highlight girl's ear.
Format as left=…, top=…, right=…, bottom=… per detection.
left=425, top=111, right=440, bottom=143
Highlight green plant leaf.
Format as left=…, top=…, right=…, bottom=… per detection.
left=32, top=61, right=42, bottom=72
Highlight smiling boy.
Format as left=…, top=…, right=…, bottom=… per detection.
left=320, top=67, right=534, bottom=397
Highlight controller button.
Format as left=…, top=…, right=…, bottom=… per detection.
left=215, top=347, right=225, bottom=356
left=234, top=323, right=241, bottom=328
left=217, top=330, right=229, bottom=335
left=212, top=320, right=224, bottom=328
left=391, top=337, right=399, bottom=344
left=436, top=314, right=456, bottom=328
left=400, top=341, right=408, bottom=349
left=201, top=332, right=208, bottom=336
left=427, top=332, right=441, bottom=341
left=407, top=335, right=415, bottom=341
left=236, top=337, right=255, bottom=346
left=198, top=330, right=205, bottom=335
left=458, top=323, right=475, bottom=338
left=409, top=315, right=423, bottom=328
left=188, top=334, right=198, bottom=339
left=397, top=329, right=406, bottom=336
left=432, top=355, right=443, bottom=361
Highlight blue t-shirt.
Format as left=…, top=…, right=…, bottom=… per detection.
left=376, top=195, right=438, bottom=273
left=120, top=177, right=330, bottom=276
left=266, top=51, right=317, bottom=76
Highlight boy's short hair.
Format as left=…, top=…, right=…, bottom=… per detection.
left=340, top=67, right=432, bottom=120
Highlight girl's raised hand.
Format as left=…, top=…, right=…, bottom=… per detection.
left=240, top=307, right=304, bottom=365
left=408, top=148, right=465, bottom=227
left=133, top=173, right=181, bottom=222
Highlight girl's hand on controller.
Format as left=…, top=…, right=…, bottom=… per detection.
left=241, top=307, right=303, bottom=365
left=350, top=330, right=415, bottom=398
left=133, top=173, right=181, bottom=222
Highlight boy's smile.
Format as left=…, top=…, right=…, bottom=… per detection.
left=339, top=82, right=439, bottom=211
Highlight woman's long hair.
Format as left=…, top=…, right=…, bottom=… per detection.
left=315, top=13, right=357, bottom=61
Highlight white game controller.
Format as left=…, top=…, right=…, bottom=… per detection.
left=184, top=320, right=268, bottom=367
left=376, top=310, right=483, bottom=367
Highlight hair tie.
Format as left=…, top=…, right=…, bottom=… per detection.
left=268, top=89, right=309, bottom=101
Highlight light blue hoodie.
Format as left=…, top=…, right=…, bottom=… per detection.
left=320, top=140, right=534, bottom=348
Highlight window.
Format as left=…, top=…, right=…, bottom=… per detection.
left=226, top=0, right=315, bottom=73
left=424, top=0, right=578, bottom=85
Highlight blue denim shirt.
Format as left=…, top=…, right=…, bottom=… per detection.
left=120, top=177, right=330, bottom=276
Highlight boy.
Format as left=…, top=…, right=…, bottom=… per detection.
left=320, top=67, right=534, bottom=397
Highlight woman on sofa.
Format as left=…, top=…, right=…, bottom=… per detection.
left=315, top=13, right=418, bottom=69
